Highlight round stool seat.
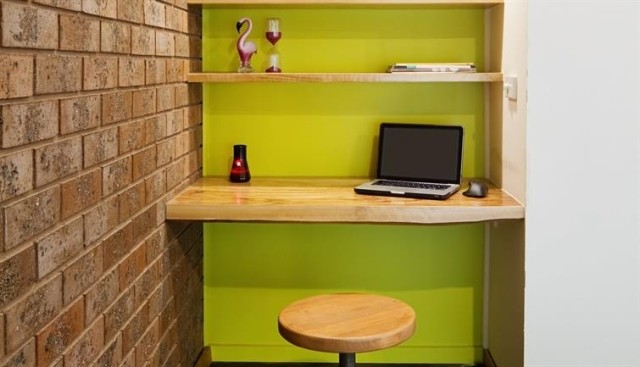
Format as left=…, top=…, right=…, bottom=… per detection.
left=278, top=293, right=416, bottom=354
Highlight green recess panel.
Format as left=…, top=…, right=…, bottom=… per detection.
left=201, top=6, right=487, bottom=364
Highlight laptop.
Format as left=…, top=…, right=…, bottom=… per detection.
left=354, top=123, right=464, bottom=200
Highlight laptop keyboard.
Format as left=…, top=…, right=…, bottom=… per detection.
left=373, top=180, right=450, bottom=191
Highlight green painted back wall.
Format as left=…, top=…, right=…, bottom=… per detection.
left=202, top=7, right=486, bottom=364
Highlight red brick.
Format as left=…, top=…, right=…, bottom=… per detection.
left=166, top=108, right=184, bottom=136
left=36, top=298, right=85, bottom=366
left=101, top=21, right=131, bottom=54
left=118, top=182, right=145, bottom=222
left=131, top=26, right=155, bottom=56
left=0, top=149, right=33, bottom=202
left=102, top=156, right=132, bottom=196
left=60, top=168, right=102, bottom=219
left=35, top=137, right=83, bottom=187
left=165, top=159, right=185, bottom=190
left=102, top=222, right=134, bottom=270
left=190, top=36, right=203, bottom=57
left=117, top=0, right=143, bottom=24
left=82, top=0, right=117, bottom=19
left=134, top=260, right=161, bottom=306
left=156, top=137, right=176, bottom=167
left=174, top=33, right=189, bottom=57
left=132, top=88, right=157, bottom=118
left=145, top=169, right=166, bottom=205
left=104, top=287, right=135, bottom=340
left=174, top=131, right=188, bottom=158
left=83, top=127, right=118, bottom=168
left=84, top=196, right=119, bottom=245
left=60, top=14, right=100, bottom=52
left=166, top=59, right=185, bottom=83
left=60, top=95, right=101, bottom=135
left=36, top=217, right=83, bottom=279
left=2, top=338, right=36, bottom=367
left=119, top=119, right=145, bottom=154
left=1, top=2, right=58, bottom=49
left=84, top=268, right=119, bottom=324
left=0, top=54, right=33, bottom=99
left=4, top=187, right=60, bottom=249
left=63, top=247, right=103, bottom=305
left=133, top=146, right=157, bottom=181
left=34, top=0, right=82, bottom=11
left=165, top=6, right=183, bottom=32
left=119, top=57, right=146, bottom=87
left=153, top=283, right=175, bottom=326
left=189, top=82, right=202, bottom=104
left=156, top=85, right=175, bottom=112
left=133, top=205, right=157, bottom=243
left=84, top=56, right=118, bottom=90
left=174, top=84, right=189, bottom=108
left=145, top=226, right=167, bottom=264
left=155, top=200, right=166, bottom=227
left=95, top=334, right=123, bottom=367
left=1, top=100, right=59, bottom=148
left=187, top=104, right=203, bottom=127
left=102, top=91, right=133, bottom=125
left=188, top=149, right=199, bottom=176
left=119, top=243, right=146, bottom=293
left=144, top=114, right=167, bottom=145
left=155, top=31, right=175, bottom=57
left=0, top=209, right=4, bottom=252
left=4, top=274, right=63, bottom=352
left=121, top=349, right=135, bottom=367
left=35, top=55, right=83, bottom=95
left=0, top=246, right=37, bottom=310
left=145, top=59, right=166, bottom=85
left=188, top=11, right=202, bottom=35
left=144, top=0, right=165, bottom=27
left=190, top=59, right=203, bottom=74
left=122, top=302, right=149, bottom=355
left=150, top=320, right=177, bottom=367
left=0, top=313, right=4, bottom=358
left=135, top=318, right=159, bottom=366
left=64, top=316, right=105, bottom=366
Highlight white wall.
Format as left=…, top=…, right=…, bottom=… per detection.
left=526, top=2, right=640, bottom=366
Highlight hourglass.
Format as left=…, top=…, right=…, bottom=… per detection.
left=265, top=18, right=282, bottom=73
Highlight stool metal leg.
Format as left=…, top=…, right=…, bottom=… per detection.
left=339, top=353, right=355, bottom=367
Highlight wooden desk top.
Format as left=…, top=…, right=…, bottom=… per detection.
left=166, top=177, right=524, bottom=224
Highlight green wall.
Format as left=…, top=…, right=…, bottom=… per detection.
left=202, top=7, right=486, bottom=364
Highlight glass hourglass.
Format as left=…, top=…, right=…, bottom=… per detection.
left=265, top=18, right=282, bottom=73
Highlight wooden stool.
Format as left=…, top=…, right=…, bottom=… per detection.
left=278, top=293, right=416, bottom=367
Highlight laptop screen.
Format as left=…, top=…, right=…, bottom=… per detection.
left=377, top=123, right=464, bottom=184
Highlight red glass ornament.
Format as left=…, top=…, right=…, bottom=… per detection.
left=229, top=144, right=251, bottom=183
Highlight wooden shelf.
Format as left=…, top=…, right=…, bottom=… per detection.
left=166, top=177, right=524, bottom=224
left=189, top=0, right=502, bottom=7
left=188, top=72, right=503, bottom=83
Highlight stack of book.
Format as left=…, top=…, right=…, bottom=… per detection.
left=387, top=63, right=476, bottom=73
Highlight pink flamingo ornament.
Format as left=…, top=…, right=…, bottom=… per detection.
left=236, top=17, right=257, bottom=72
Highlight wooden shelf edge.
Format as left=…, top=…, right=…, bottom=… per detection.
left=188, top=72, right=503, bottom=83
left=166, top=177, right=524, bottom=224
left=188, top=0, right=503, bottom=6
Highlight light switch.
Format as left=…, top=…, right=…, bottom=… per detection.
left=504, top=75, right=518, bottom=101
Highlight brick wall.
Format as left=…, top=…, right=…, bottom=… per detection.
left=0, top=0, right=204, bottom=366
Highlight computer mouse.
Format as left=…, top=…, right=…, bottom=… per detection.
left=462, top=180, right=488, bottom=198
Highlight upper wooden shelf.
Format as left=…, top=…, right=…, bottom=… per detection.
left=166, top=177, right=524, bottom=224
left=188, top=72, right=503, bottom=83
left=188, top=0, right=502, bottom=6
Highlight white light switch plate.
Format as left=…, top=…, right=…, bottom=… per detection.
left=504, top=75, right=518, bottom=101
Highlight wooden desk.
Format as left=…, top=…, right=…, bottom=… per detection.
left=166, top=177, right=524, bottom=224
